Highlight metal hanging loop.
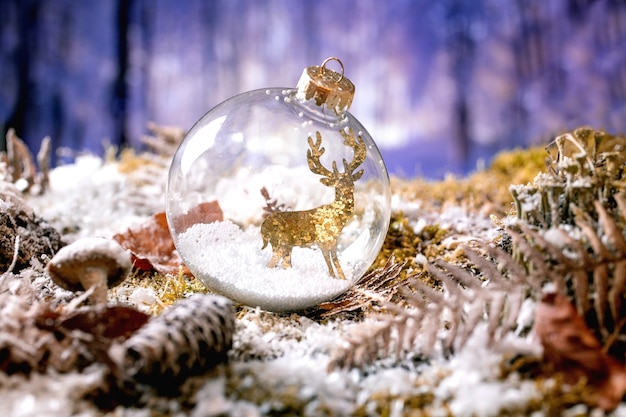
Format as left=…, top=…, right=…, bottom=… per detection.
left=320, top=57, right=345, bottom=83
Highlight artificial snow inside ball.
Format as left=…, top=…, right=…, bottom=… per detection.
left=166, top=58, right=391, bottom=312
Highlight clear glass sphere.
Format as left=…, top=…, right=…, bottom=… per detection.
left=166, top=88, right=391, bottom=312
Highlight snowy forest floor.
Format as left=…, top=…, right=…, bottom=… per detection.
left=1, top=128, right=625, bottom=417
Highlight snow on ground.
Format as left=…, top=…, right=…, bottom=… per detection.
left=179, top=221, right=354, bottom=311
left=28, top=155, right=167, bottom=241
left=2, top=155, right=623, bottom=416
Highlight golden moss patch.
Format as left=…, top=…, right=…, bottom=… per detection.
left=117, top=269, right=207, bottom=315
left=393, top=146, right=547, bottom=215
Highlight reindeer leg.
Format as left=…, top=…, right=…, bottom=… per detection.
left=320, top=249, right=336, bottom=278
left=268, top=245, right=289, bottom=269
left=281, top=248, right=292, bottom=269
left=268, top=250, right=281, bottom=268
left=329, top=248, right=346, bottom=280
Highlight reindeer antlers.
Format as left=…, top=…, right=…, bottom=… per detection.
left=307, top=129, right=367, bottom=181
left=307, top=132, right=333, bottom=178
left=340, top=128, right=366, bottom=178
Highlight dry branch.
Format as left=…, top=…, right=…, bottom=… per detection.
left=2, top=129, right=52, bottom=194
left=140, top=122, right=186, bottom=157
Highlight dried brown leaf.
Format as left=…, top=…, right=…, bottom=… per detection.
left=114, top=211, right=191, bottom=275
left=60, top=306, right=150, bottom=340
left=1, top=278, right=150, bottom=376
left=114, top=201, right=221, bottom=275
left=170, top=200, right=223, bottom=233
left=535, top=292, right=626, bottom=411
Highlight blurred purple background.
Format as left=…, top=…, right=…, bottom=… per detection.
left=1, top=0, right=625, bottom=178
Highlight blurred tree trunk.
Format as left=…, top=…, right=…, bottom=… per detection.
left=1, top=0, right=624, bottom=175
left=2, top=0, right=121, bottom=161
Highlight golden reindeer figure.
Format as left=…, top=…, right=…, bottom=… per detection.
left=261, top=128, right=366, bottom=279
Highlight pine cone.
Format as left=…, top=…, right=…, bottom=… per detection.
left=108, top=294, right=235, bottom=388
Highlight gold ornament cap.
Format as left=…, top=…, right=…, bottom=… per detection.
left=296, top=57, right=355, bottom=114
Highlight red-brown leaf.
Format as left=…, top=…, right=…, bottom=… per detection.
left=113, top=212, right=182, bottom=275
left=535, top=292, right=626, bottom=411
left=113, top=202, right=222, bottom=276
left=61, top=305, right=150, bottom=340
left=172, top=200, right=223, bottom=233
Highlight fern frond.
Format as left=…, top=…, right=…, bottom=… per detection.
left=327, top=310, right=420, bottom=371
left=509, top=198, right=626, bottom=358
left=316, top=255, right=405, bottom=318
left=330, top=190, right=626, bottom=370
left=328, top=242, right=530, bottom=370
left=568, top=202, right=625, bottom=345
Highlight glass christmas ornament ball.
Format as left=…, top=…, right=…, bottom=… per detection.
left=166, top=58, right=391, bottom=312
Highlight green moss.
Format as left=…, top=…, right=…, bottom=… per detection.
left=371, top=212, right=422, bottom=273
left=370, top=212, right=449, bottom=287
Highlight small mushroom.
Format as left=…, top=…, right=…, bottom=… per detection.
left=47, top=237, right=132, bottom=305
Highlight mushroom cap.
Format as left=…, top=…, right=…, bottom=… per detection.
left=47, top=237, right=132, bottom=292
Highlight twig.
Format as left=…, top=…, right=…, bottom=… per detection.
left=2, top=235, right=20, bottom=277
left=36, top=136, right=51, bottom=192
